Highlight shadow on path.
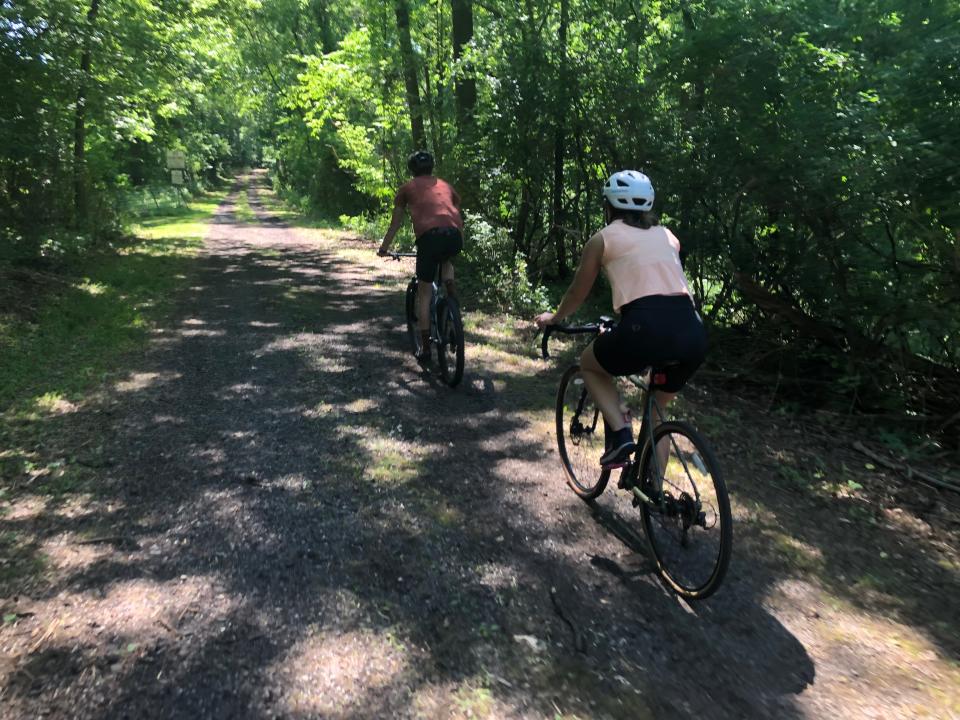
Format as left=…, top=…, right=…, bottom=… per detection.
left=2, top=175, right=815, bottom=719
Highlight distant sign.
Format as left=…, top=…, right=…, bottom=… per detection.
left=170, top=169, right=184, bottom=185
left=166, top=150, right=186, bottom=170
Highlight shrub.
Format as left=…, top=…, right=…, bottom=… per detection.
left=461, top=213, right=550, bottom=315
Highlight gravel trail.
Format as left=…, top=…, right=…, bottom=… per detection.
left=2, top=173, right=957, bottom=719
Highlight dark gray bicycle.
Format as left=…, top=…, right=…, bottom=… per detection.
left=391, top=252, right=465, bottom=387
left=542, top=319, right=732, bottom=599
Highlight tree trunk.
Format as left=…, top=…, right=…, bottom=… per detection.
left=312, top=0, right=336, bottom=53
left=73, top=0, right=100, bottom=227
left=394, top=0, right=427, bottom=150
left=549, top=0, right=570, bottom=278
left=450, top=0, right=476, bottom=134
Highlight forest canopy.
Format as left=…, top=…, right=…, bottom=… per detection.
left=2, top=0, right=958, bottom=432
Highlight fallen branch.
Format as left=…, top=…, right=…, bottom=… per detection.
left=75, top=535, right=127, bottom=546
left=851, top=441, right=960, bottom=494
left=28, top=618, right=62, bottom=654
left=549, top=586, right=587, bottom=654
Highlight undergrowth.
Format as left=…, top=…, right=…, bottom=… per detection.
left=0, top=192, right=225, bottom=415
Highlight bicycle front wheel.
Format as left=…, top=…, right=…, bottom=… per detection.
left=436, top=297, right=464, bottom=387
left=556, top=365, right=610, bottom=500
left=404, top=278, right=420, bottom=354
left=638, top=421, right=731, bottom=599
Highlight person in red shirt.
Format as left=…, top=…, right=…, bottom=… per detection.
left=378, top=151, right=464, bottom=360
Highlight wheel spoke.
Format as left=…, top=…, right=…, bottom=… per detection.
left=437, top=300, right=464, bottom=386
left=640, top=422, right=731, bottom=598
left=557, top=368, right=608, bottom=499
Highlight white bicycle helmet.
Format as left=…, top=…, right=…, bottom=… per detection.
left=602, top=170, right=654, bottom=211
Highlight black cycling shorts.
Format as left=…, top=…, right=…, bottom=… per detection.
left=592, top=294, right=707, bottom=393
left=415, top=227, right=463, bottom=281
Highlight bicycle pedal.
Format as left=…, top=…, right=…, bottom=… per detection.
left=602, top=462, right=630, bottom=471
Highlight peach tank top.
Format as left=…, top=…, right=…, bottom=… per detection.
left=599, top=220, right=692, bottom=312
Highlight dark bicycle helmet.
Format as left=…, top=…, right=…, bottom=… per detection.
left=407, top=150, right=435, bottom=176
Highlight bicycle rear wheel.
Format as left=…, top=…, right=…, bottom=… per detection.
left=404, top=278, right=420, bottom=354
left=638, top=421, right=731, bottom=599
left=556, top=365, right=610, bottom=500
left=436, top=296, right=465, bottom=387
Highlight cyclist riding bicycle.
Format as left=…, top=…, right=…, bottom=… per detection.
left=535, top=170, right=707, bottom=468
left=378, top=150, right=464, bottom=361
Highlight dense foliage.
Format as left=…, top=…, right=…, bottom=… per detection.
left=1, top=0, right=260, bottom=261
left=2, top=0, right=958, bottom=430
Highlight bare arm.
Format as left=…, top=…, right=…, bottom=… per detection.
left=378, top=205, right=406, bottom=255
left=535, top=233, right=603, bottom=327
left=451, top=186, right=465, bottom=229
left=378, top=189, right=407, bottom=255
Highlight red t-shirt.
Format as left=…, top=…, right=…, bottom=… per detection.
left=395, top=176, right=463, bottom=239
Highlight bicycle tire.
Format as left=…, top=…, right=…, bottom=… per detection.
left=638, top=420, right=732, bottom=599
left=436, top=296, right=465, bottom=387
left=555, top=365, right=610, bottom=500
left=404, top=278, right=420, bottom=354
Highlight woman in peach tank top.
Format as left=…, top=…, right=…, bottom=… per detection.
left=535, top=171, right=707, bottom=467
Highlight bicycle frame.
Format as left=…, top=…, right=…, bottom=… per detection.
left=391, top=252, right=446, bottom=345
left=622, top=372, right=708, bottom=520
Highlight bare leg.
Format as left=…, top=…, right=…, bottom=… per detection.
left=440, top=260, right=454, bottom=283
left=579, top=343, right=628, bottom=431
left=652, top=390, right=676, bottom=475
left=440, top=261, right=456, bottom=300
left=417, top=279, right=432, bottom=332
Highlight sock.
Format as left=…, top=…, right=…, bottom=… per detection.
left=612, top=426, right=634, bottom=448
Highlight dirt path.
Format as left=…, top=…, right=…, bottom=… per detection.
left=2, top=174, right=958, bottom=719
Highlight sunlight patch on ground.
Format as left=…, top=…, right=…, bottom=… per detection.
left=133, top=220, right=210, bottom=245
left=115, top=371, right=181, bottom=393
left=469, top=341, right=542, bottom=375
left=0, top=493, right=48, bottom=522
left=253, top=333, right=353, bottom=373
left=31, top=392, right=80, bottom=415
left=344, top=397, right=378, bottom=413
left=411, top=679, right=521, bottom=719
left=767, top=531, right=826, bottom=573
left=222, top=382, right=263, bottom=396
left=276, top=629, right=411, bottom=716
left=77, top=281, right=107, bottom=296
left=177, top=327, right=226, bottom=338
left=274, top=472, right=312, bottom=492
left=358, top=435, right=426, bottom=486
left=6, top=575, right=223, bottom=655
left=304, top=400, right=337, bottom=419
left=769, top=579, right=960, bottom=717
left=41, top=537, right=113, bottom=574
left=328, top=246, right=378, bottom=265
